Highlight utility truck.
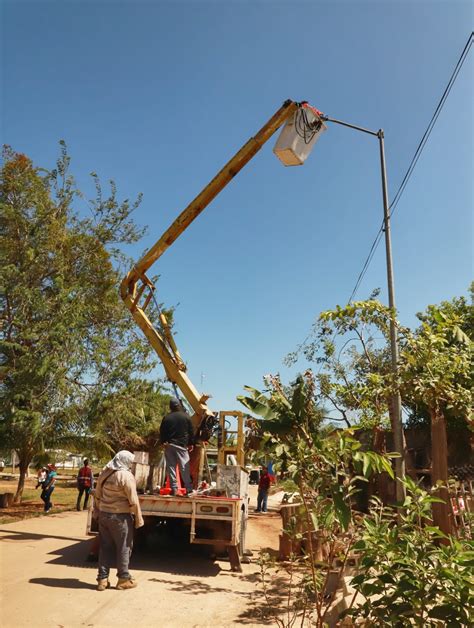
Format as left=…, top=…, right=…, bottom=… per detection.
left=90, top=100, right=324, bottom=571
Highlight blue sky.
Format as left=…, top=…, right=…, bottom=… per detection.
left=2, top=1, right=473, bottom=412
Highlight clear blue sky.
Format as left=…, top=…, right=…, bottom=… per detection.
left=2, top=1, right=473, bottom=412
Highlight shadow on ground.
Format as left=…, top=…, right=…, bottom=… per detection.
left=145, top=573, right=287, bottom=625
left=29, top=577, right=96, bottom=590
left=147, top=576, right=230, bottom=594
left=133, top=533, right=224, bottom=577
left=236, top=574, right=292, bottom=624
left=1, top=525, right=225, bottom=577
left=0, top=529, right=84, bottom=543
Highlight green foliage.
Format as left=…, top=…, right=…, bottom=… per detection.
left=239, top=372, right=398, bottom=625
left=76, top=379, right=170, bottom=458
left=286, top=300, right=395, bottom=429
left=239, top=372, right=325, bottom=439
left=240, top=371, right=396, bottom=533
left=398, top=302, right=473, bottom=421
left=285, top=291, right=473, bottom=435
left=0, top=144, right=165, bottom=499
left=416, top=286, right=474, bottom=343
left=346, top=478, right=474, bottom=626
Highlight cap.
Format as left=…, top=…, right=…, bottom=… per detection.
left=169, top=397, right=181, bottom=410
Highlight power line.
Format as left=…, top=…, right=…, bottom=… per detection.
left=389, top=32, right=473, bottom=217
left=347, top=32, right=473, bottom=303
left=347, top=222, right=384, bottom=303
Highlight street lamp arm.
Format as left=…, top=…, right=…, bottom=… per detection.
left=320, top=114, right=379, bottom=137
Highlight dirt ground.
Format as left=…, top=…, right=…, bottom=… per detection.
left=0, top=485, right=286, bottom=628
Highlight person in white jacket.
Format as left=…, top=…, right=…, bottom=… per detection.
left=94, top=450, right=144, bottom=591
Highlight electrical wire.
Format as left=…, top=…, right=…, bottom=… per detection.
left=347, top=32, right=473, bottom=303
left=347, top=222, right=385, bottom=304
left=295, top=107, right=323, bottom=144
left=389, top=32, right=473, bottom=218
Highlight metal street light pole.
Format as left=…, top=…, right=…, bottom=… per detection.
left=321, top=115, right=406, bottom=502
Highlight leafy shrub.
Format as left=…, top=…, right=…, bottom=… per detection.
left=346, top=477, right=474, bottom=626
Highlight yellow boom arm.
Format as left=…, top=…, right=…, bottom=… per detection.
left=120, top=99, right=299, bottom=428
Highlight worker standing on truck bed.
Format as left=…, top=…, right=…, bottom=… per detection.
left=160, top=398, right=195, bottom=496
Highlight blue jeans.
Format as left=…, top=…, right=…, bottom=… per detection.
left=98, top=512, right=134, bottom=580
left=41, top=486, right=54, bottom=512
left=257, top=489, right=268, bottom=512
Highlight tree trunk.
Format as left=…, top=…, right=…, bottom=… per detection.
left=14, top=458, right=31, bottom=503
left=401, top=428, right=417, bottom=479
left=430, top=406, right=452, bottom=537
left=388, top=398, right=416, bottom=504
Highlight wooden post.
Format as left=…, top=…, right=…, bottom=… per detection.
left=430, top=406, right=452, bottom=536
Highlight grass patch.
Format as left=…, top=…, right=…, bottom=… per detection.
left=0, top=480, right=79, bottom=525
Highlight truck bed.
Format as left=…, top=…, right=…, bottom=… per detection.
left=139, top=493, right=244, bottom=550
left=139, top=493, right=241, bottom=517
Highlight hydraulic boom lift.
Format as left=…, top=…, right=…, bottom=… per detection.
left=119, top=100, right=301, bottom=425
left=116, top=99, right=323, bottom=570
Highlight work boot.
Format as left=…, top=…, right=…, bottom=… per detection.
left=116, top=578, right=138, bottom=590
left=96, top=578, right=110, bottom=591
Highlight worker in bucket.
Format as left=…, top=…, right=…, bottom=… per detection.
left=160, top=397, right=196, bottom=496
left=93, top=450, right=144, bottom=591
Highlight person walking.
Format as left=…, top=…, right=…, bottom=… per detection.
left=41, top=464, right=57, bottom=513
left=160, top=398, right=195, bottom=496
left=94, top=450, right=144, bottom=591
left=76, top=458, right=94, bottom=511
left=35, top=466, right=47, bottom=489
left=255, top=465, right=271, bottom=513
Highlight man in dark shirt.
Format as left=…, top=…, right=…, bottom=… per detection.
left=160, top=398, right=195, bottom=495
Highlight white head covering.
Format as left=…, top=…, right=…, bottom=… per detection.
left=105, top=450, right=135, bottom=471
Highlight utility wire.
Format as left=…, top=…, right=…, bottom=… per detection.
left=347, top=32, right=473, bottom=304
left=347, top=223, right=384, bottom=304
left=389, top=32, right=473, bottom=217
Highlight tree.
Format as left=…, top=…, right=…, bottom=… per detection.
left=0, top=144, right=160, bottom=500
left=286, top=298, right=396, bottom=435
left=75, top=378, right=170, bottom=459
left=238, top=372, right=395, bottom=626
left=287, top=293, right=472, bottom=534
left=397, top=302, right=472, bottom=535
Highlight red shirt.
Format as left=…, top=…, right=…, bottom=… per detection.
left=77, top=466, right=93, bottom=488
left=258, top=473, right=271, bottom=491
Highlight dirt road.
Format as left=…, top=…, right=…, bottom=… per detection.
left=0, top=487, right=283, bottom=628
